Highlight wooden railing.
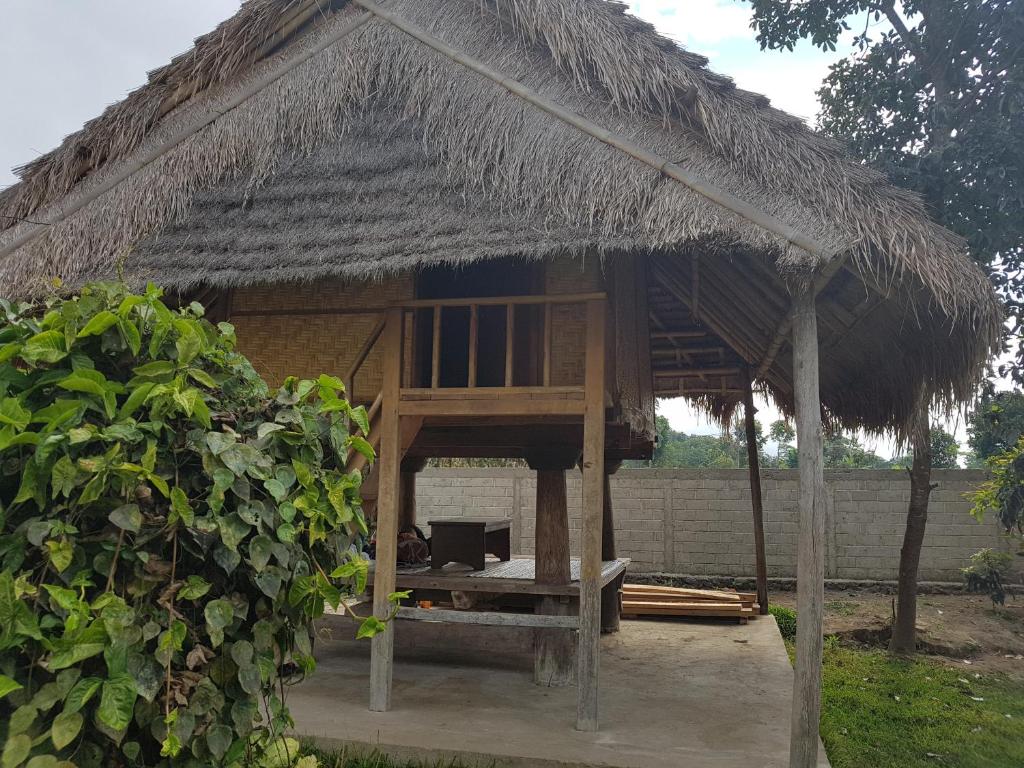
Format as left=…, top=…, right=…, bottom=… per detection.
left=397, top=291, right=605, bottom=393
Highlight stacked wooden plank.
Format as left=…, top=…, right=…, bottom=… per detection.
left=621, top=584, right=759, bottom=622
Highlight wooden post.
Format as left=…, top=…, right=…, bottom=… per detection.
left=789, top=286, right=826, bottom=768
left=398, top=457, right=427, bottom=532
left=577, top=299, right=606, bottom=731
left=601, top=461, right=622, bottom=633
left=743, top=373, right=769, bottom=615
left=528, top=450, right=578, bottom=687
left=369, top=308, right=403, bottom=713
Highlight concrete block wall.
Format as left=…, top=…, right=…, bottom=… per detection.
left=414, top=468, right=1017, bottom=582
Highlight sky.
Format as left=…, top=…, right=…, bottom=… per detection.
left=0, top=1, right=966, bottom=457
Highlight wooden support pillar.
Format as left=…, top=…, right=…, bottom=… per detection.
left=577, top=298, right=606, bottom=732
left=398, top=457, right=427, bottom=532
left=601, top=461, right=622, bottom=633
left=527, top=449, right=579, bottom=687
left=369, top=308, right=403, bottom=713
left=789, top=287, right=826, bottom=768
left=743, top=373, right=769, bottom=615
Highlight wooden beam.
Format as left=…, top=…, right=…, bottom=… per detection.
left=577, top=299, right=606, bottom=732
left=651, top=263, right=762, bottom=364
left=396, top=607, right=579, bottom=629
left=430, top=305, right=442, bottom=389
left=743, top=372, right=769, bottom=616
left=369, top=308, right=404, bottom=713
left=350, top=0, right=834, bottom=259
left=398, top=397, right=585, bottom=418
left=467, top=304, right=479, bottom=387
left=650, top=330, right=708, bottom=341
left=755, top=254, right=851, bottom=382
left=601, top=462, right=622, bottom=633
left=653, top=366, right=743, bottom=377
left=505, top=303, right=515, bottom=387
left=533, top=458, right=576, bottom=687
left=0, top=9, right=378, bottom=259
left=789, top=288, right=826, bottom=768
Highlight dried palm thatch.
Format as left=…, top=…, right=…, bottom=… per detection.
left=0, top=0, right=1003, bottom=432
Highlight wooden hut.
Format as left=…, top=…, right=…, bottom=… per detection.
left=0, top=1, right=1002, bottom=764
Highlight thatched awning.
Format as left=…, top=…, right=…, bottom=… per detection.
left=0, top=0, right=1003, bottom=432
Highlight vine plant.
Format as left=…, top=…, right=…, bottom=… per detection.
left=0, top=282, right=396, bottom=767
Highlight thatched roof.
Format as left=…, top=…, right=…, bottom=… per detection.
left=0, top=0, right=1003, bottom=432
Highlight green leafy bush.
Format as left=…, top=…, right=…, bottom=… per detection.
left=962, top=548, right=1015, bottom=607
left=968, top=435, right=1024, bottom=535
left=769, top=605, right=797, bottom=641
left=0, top=283, right=386, bottom=767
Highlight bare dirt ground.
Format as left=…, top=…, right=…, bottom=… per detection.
left=772, top=589, right=1024, bottom=678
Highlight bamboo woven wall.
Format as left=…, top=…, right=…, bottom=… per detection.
left=546, top=255, right=604, bottom=386
left=229, top=276, right=414, bottom=401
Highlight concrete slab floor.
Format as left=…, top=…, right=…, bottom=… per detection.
left=291, top=615, right=830, bottom=768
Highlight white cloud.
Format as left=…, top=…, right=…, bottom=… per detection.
left=629, top=0, right=754, bottom=47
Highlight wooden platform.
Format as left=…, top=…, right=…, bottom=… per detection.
left=368, top=556, right=630, bottom=597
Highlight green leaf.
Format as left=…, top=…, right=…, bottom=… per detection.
left=0, top=674, right=22, bottom=700
left=218, top=514, right=250, bottom=552
left=8, top=706, right=36, bottom=737
left=317, top=373, right=346, bottom=392
left=347, top=435, right=375, bottom=463
left=1, top=734, right=30, bottom=768
left=118, top=381, right=154, bottom=419
left=206, top=724, right=233, bottom=760
left=97, top=674, right=137, bottom=732
left=356, top=615, right=387, bottom=640
left=76, top=310, right=119, bottom=337
left=0, top=397, right=30, bottom=431
left=257, top=422, right=286, bottom=440
left=132, top=360, right=176, bottom=378
left=108, top=504, right=142, bottom=533
left=64, top=677, right=102, bottom=713
left=248, top=535, right=274, bottom=572
left=237, top=663, right=261, bottom=696
left=206, top=431, right=235, bottom=456
left=47, top=643, right=105, bottom=671
left=22, top=329, right=67, bottom=364
left=51, top=710, right=83, bottom=750
left=204, top=599, right=234, bottom=646
left=276, top=523, right=296, bottom=543
left=119, top=317, right=141, bottom=356
left=45, top=538, right=74, bottom=573
left=292, top=459, right=314, bottom=490
left=187, top=367, right=217, bottom=388
left=51, top=455, right=79, bottom=498
left=57, top=369, right=111, bottom=398
left=169, top=486, right=194, bottom=526
left=349, top=404, right=370, bottom=436
left=178, top=575, right=211, bottom=601
left=175, top=323, right=202, bottom=365
left=264, top=478, right=287, bottom=502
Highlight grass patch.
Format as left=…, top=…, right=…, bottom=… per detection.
left=816, top=643, right=1024, bottom=768
left=770, top=604, right=797, bottom=641
left=825, top=600, right=860, bottom=617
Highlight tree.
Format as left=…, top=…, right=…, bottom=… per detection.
left=769, top=419, right=796, bottom=467
left=745, top=1, right=1023, bottom=372
left=966, top=389, right=1024, bottom=466
left=823, top=432, right=891, bottom=468
left=744, top=0, right=1022, bottom=657
left=892, top=425, right=961, bottom=468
